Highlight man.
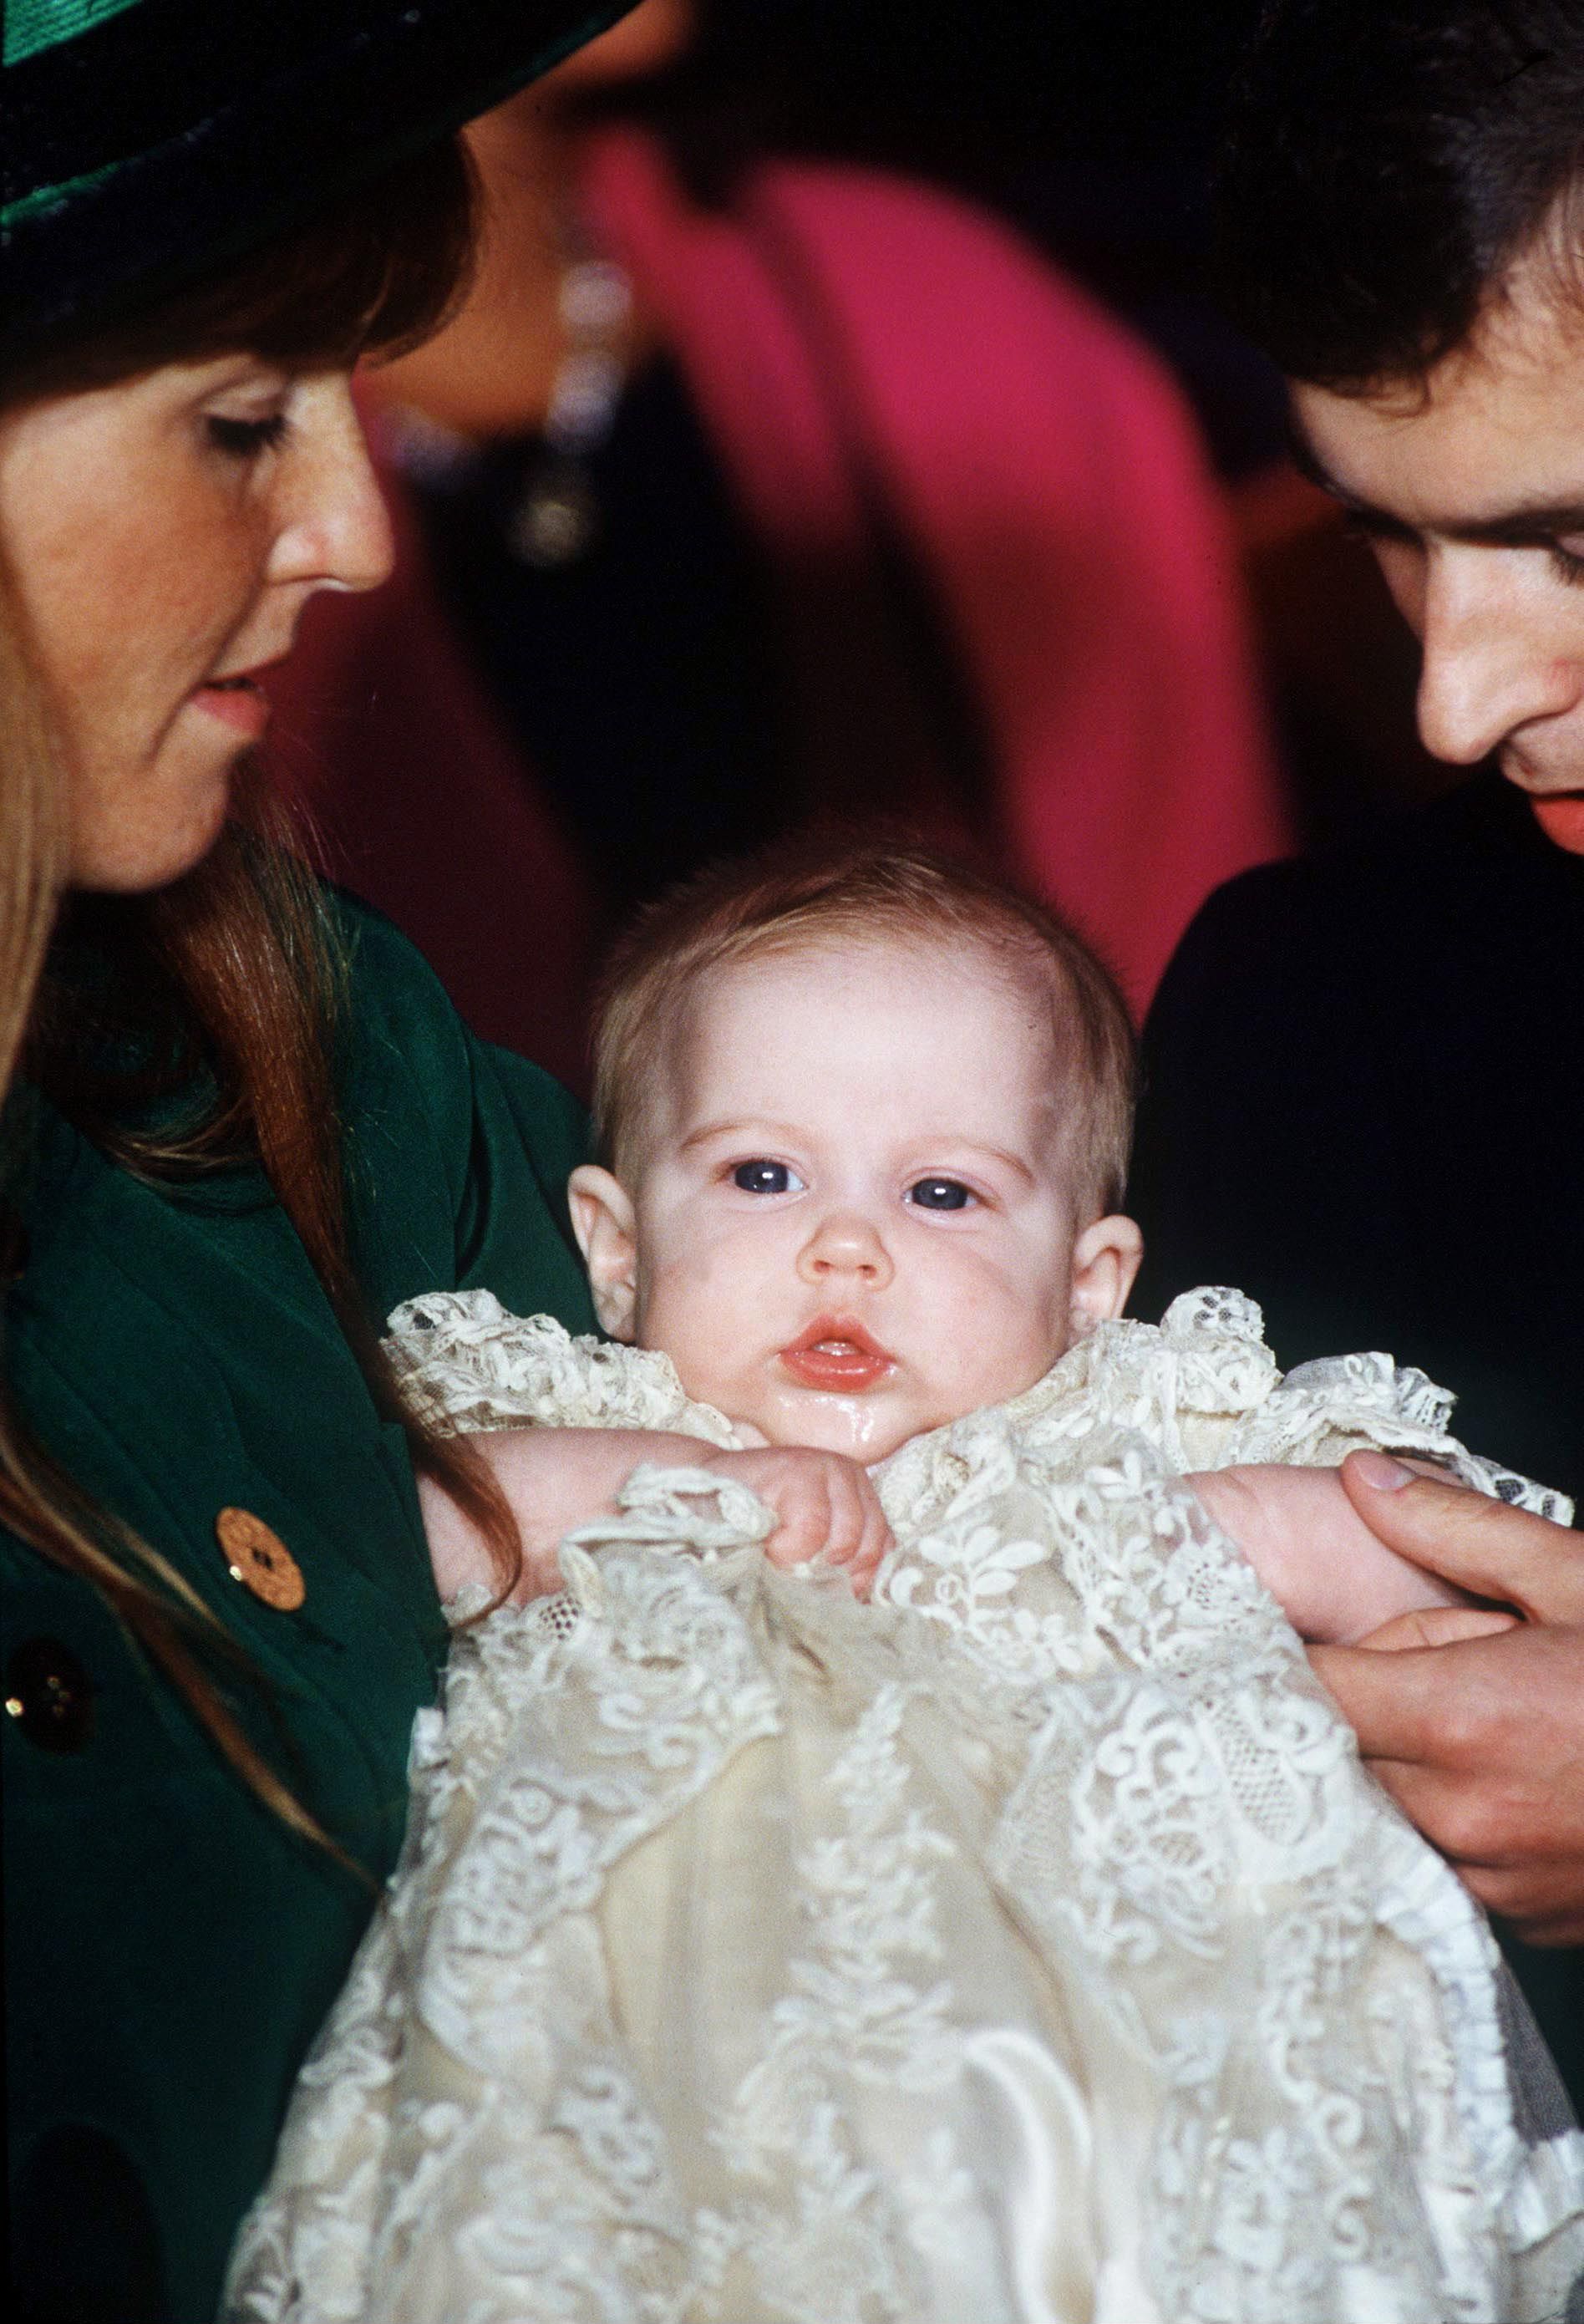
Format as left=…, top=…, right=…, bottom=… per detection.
left=1129, top=0, right=1584, bottom=2096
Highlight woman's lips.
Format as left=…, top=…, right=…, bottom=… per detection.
left=778, top=1317, right=896, bottom=1393
left=190, top=674, right=272, bottom=739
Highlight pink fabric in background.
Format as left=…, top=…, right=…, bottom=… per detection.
left=586, top=130, right=1288, bottom=1012
left=271, top=129, right=1287, bottom=1080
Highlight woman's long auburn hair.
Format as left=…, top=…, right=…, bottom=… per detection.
left=1, top=139, right=526, bottom=1867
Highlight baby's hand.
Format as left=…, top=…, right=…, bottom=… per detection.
left=1187, top=1460, right=1498, bottom=1645
left=700, top=1445, right=892, bottom=1598
left=420, top=1428, right=892, bottom=1605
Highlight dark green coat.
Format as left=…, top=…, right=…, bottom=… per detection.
left=3, top=898, right=596, bottom=2324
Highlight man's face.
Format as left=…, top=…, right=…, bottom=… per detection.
left=1292, top=261, right=1584, bottom=851
left=574, top=938, right=1140, bottom=1462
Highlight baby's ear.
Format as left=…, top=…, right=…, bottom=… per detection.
left=1069, top=1213, right=1144, bottom=1337
left=568, top=1166, right=639, bottom=1341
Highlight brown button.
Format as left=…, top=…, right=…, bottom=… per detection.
left=216, top=1508, right=305, bottom=1611
left=6, top=1635, right=94, bottom=1752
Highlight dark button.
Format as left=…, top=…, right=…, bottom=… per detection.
left=216, top=1507, right=306, bottom=1610
left=5, top=1636, right=94, bottom=1752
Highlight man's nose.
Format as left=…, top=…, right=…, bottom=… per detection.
left=795, top=1208, right=894, bottom=1289
left=1415, top=548, right=1584, bottom=764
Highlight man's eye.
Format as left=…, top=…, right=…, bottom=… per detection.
left=731, top=1160, right=803, bottom=1195
left=907, top=1177, right=973, bottom=1211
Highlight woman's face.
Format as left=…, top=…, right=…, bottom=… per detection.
left=0, top=357, right=393, bottom=891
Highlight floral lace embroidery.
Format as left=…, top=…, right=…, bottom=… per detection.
left=225, top=1291, right=1584, bottom=2324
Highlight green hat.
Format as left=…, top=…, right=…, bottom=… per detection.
left=2, top=0, right=637, bottom=365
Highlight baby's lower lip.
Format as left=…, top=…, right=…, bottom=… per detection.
left=779, top=1340, right=896, bottom=1392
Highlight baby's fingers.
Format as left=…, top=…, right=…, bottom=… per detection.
left=759, top=1472, right=835, bottom=1570
left=816, top=1465, right=892, bottom=1599
left=845, top=1495, right=893, bottom=1599
left=727, top=1448, right=891, bottom=1596
left=850, top=1477, right=895, bottom=1598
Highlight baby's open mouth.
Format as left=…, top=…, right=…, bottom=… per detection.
left=779, top=1317, right=896, bottom=1393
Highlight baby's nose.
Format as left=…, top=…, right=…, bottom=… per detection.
left=796, top=1209, right=894, bottom=1288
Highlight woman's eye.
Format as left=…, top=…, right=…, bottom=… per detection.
left=907, top=1177, right=973, bottom=1211
left=731, top=1160, right=803, bottom=1195
left=206, top=412, right=290, bottom=459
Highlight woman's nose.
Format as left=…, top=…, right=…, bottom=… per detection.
left=1414, top=547, right=1584, bottom=765
left=795, top=1208, right=895, bottom=1289
left=267, top=377, right=393, bottom=598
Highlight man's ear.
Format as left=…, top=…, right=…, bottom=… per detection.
left=567, top=1165, right=639, bottom=1341
left=1069, top=1213, right=1144, bottom=1338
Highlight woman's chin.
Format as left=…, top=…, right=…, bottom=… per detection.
left=68, top=769, right=237, bottom=892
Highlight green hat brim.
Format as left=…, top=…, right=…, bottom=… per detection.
left=2, top=0, right=639, bottom=365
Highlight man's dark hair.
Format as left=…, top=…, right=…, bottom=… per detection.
left=1218, top=0, right=1584, bottom=388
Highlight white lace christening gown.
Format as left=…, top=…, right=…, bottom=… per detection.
left=226, top=1289, right=1584, bottom=2324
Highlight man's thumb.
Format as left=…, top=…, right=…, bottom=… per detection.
left=1339, top=1452, right=1584, bottom=1621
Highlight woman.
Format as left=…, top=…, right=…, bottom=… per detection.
left=1, top=7, right=637, bottom=2318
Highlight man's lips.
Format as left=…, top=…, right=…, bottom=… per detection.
left=778, top=1316, right=896, bottom=1393
left=1526, top=790, right=1584, bottom=856
left=1505, top=750, right=1584, bottom=852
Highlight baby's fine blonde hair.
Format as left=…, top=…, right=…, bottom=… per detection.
left=590, top=835, right=1138, bottom=1222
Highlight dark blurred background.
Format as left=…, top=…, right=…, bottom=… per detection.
left=642, top=0, right=1277, bottom=468
left=668, top=0, right=1449, bottom=849
left=275, top=0, right=1451, bottom=1082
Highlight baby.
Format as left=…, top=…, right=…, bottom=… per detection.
left=419, top=838, right=1498, bottom=1647
left=231, top=842, right=1581, bottom=2324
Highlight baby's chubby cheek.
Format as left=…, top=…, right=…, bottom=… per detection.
left=946, top=1265, right=1074, bottom=1409
left=632, top=1241, right=761, bottom=1402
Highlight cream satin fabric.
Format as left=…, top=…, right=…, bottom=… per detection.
left=226, top=1292, right=1584, bottom=2323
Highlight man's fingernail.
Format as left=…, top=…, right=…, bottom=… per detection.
left=1352, top=1451, right=1415, bottom=1491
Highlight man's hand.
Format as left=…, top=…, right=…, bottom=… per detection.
left=699, top=1445, right=892, bottom=1598
left=1187, top=1460, right=1485, bottom=1642
left=1307, top=1452, right=1584, bottom=1943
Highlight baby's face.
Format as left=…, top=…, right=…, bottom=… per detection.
left=573, top=938, right=1140, bottom=1462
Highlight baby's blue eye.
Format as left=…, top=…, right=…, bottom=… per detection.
left=732, top=1160, right=802, bottom=1195
left=908, top=1177, right=972, bottom=1211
